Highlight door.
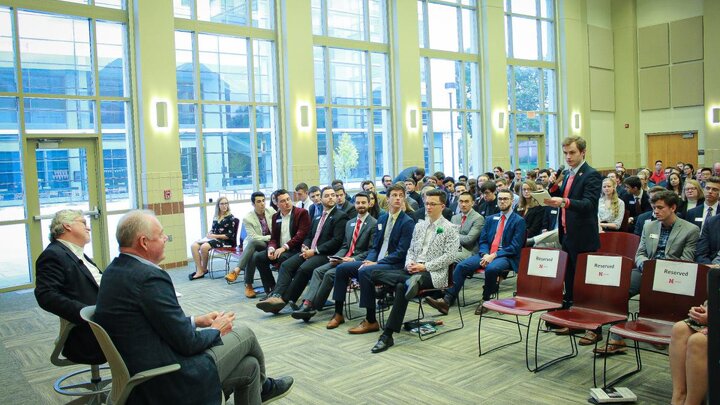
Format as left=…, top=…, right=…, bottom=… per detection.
left=18, top=138, right=107, bottom=291
left=646, top=132, right=698, bottom=170
left=515, top=134, right=546, bottom=172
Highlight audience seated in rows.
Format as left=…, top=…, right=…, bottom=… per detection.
left=685, top=176, right=719, bottom=230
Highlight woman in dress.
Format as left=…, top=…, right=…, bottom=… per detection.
left=598, top=177, right=625, bottom=232
left=189, top=196, right=236, bottom=280
left=669, top=302, right=708, bottom=405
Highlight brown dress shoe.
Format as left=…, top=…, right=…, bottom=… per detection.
left=256, top=297, right=286, bottom=313
left=326, top=314, right=345, bottom=329
left=244, top=284, right=257, bottom=299
left=592, top=339, right=628, bottom=355
left=578, top=330, right=603, bottom=346
left=425, top=297, right=449, bottom=315
left=348, top=319, right=380, bottom=334
left=475, top=304, right=489, bottom=315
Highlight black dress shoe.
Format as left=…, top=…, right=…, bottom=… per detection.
left=261, top=376, right=294, bottom=403
left=290, top=305, right=317, bottom=321
left=188, top=272, right=205, bottom=281
left=371, top=334, right=394, bottom=353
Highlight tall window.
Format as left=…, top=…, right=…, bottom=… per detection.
left=174, top=0, right=278, bottom=253
left=312, top=0, right=390, bottom=185
left=505, top=0, right=557, bottom=170
left=0, top=3, right=132, bottom=288
left=418, top=0, right=482, bottom=178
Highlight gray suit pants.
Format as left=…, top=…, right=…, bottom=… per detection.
left=205, top=325, right=266, bottom=405
left=237, top=239, right=267, bottom=285
left=304, top=262, right=338, bottom=309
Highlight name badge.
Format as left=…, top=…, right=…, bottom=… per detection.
left=378, top=223, right=383, bottom=230
left=649, top=234, right=659, bottom=239
left=275, top=219, right=282, bottom=223
left=629, top=200, right=636, bottom=205
left=493, top=216, right=500, bottom=221
left=351, top=221, right=357, bottom=227
left=695, top=217, right=703, bottom=222
left=550, top=210, right=558, bottom=214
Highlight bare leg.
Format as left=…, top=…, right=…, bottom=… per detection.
left=191, top=242, right=203, bottom=272
left=684, top=332, right=708, bottom=405
left=669, top=321, right=693, bottom=405
left=199, top=243, right=212, bottom=273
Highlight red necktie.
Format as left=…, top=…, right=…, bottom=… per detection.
left=310, top=212, right=328, bottom=250
left=345, top=218, right=363, bottom=257
left=561, top=174, right=575, bottom=233
left=490, top=215, right=506, bottom=254
left=461, top=215, right=467, bottom=227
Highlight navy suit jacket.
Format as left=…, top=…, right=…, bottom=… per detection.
left=633, top=211, right=655, bottom=236
left=35, top=241, right=105, bottom=364
left=95, top=254, right=223, bottom=405
left=696, top=214, right=720, bottom=264
left=685, top=203, right=718, bottom=229
left=365, top=210, right=415, bottom=267
left=477, top=212, right=526, bottom=272
left=549, top=162, right=602, bottom=253
left=622, top=191, right=651, bottom=221
left=303, top=207, right=349, bottom=255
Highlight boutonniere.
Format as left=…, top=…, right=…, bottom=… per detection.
left=436, top=227, right=444, bottom=234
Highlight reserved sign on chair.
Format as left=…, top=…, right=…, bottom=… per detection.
left=527, top=249, right=560, bottom=278
left=652, top=260, right=697, bottom=296
left=585, top=255, right=622, bottom=287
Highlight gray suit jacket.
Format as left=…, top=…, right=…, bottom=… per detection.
left=636, top=217, right=700, bottom=268
left=334, top=215, right=378, bottom=261
left=242, top=206, right=276, bottom=247
left=404, top=217, right=460, bottom=289
left=451, top=210, right=484, bottom=257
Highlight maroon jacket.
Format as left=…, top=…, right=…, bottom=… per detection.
left=267, top=206, right=311, bottom=251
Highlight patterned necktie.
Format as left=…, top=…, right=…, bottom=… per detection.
left=490, top=215, right=506, bottom=254
left=345, top=218, right=363, bottom=257
left=258, top=214, right=271, bottom=236
left=703, top=206, right=714, bottom=230
left=310, top=212, right=328, bottom=250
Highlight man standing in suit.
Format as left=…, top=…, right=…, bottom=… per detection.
left=696, top=214, right=720, bottom=264
left=331, top=184, right=416, bottom=334
left=257, top=186, right=348, bottom=313
left=596, top=191, right=699, bottom=354
left=94, top=210, right=293, bottom=404
left=367, top=189, right=460, bottom=353
left=622, top=175, right=652, bottom=226
left=254, top=189, right=311, bottom=295
left=225, top=191, right=276, bottom=298
left=451, top=191, right=484, bottom=262
left=35, top=209, right=105, bottom=365
left=685, top=176, right=719, bottom=230
left=291, top=192, right=377, bottom=324
left=426, top=190, right=525, bottom=315
left=544, top=135, right=602, bottom=307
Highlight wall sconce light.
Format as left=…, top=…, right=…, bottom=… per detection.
left=573, top=113, right=581, bottom=130
left=713, top=107, right=720, bottom=124
left=497, top=111, right=505, bottom=130
left=299, top=104, right=310, bottom=128
left=155, top=101, right=168, bottom=128
left=409, top=109, right=418, bottom=129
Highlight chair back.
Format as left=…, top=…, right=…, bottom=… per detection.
left=80, top=306, right=131, bottom=405
left=638, top=260, right=709, bottom=322
left=50, top=318, right=76, bottom=366
left=230, top=217, right=240, bottom=248
left=598, top=232, right=640, bottom=260
left=238, top=222, right=247, bottom=252
left=573, top=253, right=633, bottom=317
left=619, top=209, right=630, bottom=232
left=516, top=247, right=568, bottom=303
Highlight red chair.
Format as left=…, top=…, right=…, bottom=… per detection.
left=411, top=263, right=464, bottom=341
left=598, top=232, right=640, bottom=261
left=478, top=247, right=568, bottom=371
left=208, top=217, right=240, bottom=279
left=536, top=252, right=634, bottom=387
left=601, top=260, right=709, bottom=387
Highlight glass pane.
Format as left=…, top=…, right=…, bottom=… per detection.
left=327, top=0, right=364, bottom=40
left=461, top=8, right=477, bottom=53
left=19, top=12, right=93, bottom=96
left=429, top=59, right=459, bottom=109
left=540, top=0, right=553, bottom=18
left=329, top=48, right=366, bottom=106
left=417, top=1, right=425, bottom=48
left=317, top=107, right=329, bottom=184
left=0, top=131, right=24, bottom=208
left=516, top=111, right=541, bottom=132
left=314, top=46, right=326, bottom=104
left=184, top=206, right=201, bottom=257
left=24, top=98, right=95, bottom=133
left=95, top=0, right=124, bottom=9
left=97, top=22, right=128, bottom=97
left=176, top=31, right=195, bottom=100
left=0, top=224, right=30, bottom=288
left=370, top=53, right=388, bottom=107
left=510, top=0, right=537, bottom=16
left=179, top=103, right=200, bottom=202
left=311, top=0, right=323, bottom=35
left=427, top=3, right=458, bottom=52
left=252, top=0, right=273, bottom=29
left=465, top=111, right=480, bottom=175
left=373, top=109, right=389, bottom=178
left=197, top=0, right=248, bottom=25
left=431, top=110, right=461, bottom=175
left=517, top=137, right=539, bottom=171
left=513, top=66, right=540, bottom=111
left=256, top=106, right=276, bottom=192
left=0, top=8, right=15, bottom=92
left=105, top=212, right=123, bottom=260
left=368, top=0, right=386, bottom=43
left=332, top=108, right=368, bottom=182
left=541, top=20, right=554, bottom=62
left=419, top=58, right=428, bottom=107
left=202, top=104, right=251, bottom=194
left=198, top=33, right=249, bottom=102
left=543, top=68, right=556, bottom=112
left=101, top=101, right=132, bottom=207
left=511, top=16, right=538, bottom=60
left=174, top=0, right=193, bottom=19
left=464, top=62, right=479, bottom=109
left=423, top=130, right=430, bottom=174
left=0, top=96, right=19, bottom=133
left=253, top=39, right=275, bottom=102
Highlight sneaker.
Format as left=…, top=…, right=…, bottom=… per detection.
left=261, top=376, right=294, bottom=403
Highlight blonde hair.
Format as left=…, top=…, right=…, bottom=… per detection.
left=683, top=179, right=704, bottom=202
left=601, top=178, right=620, bottom=218
left=214, top=197, right=231, bottom=220
left=517, top=180, right=539, bottom=212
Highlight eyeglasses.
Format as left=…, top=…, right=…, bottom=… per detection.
left=497, top=197, right=512, bottom=201
left=425, top=202, right=444, bottom=207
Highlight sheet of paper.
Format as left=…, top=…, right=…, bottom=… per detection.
left=531, top=190, right=552, bottom=206
left=527, top=248, right=560, bottom=278
left=652, top=260, right=697, bottom=297
left=585, top=255, right=623, bottom=287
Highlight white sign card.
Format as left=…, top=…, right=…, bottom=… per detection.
left=527, top=249, right=560, bottom=278
left=585, top=255, right=623, bottom=287
left=652, top=260, right=697, bottom=297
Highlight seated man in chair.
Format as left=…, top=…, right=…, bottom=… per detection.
left=426, top=190, right=525, bottom=315
left=35, top=209, right=105, bottom=365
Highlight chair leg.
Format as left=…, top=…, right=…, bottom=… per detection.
left=532, top=319, right=579, bottom=372
left=600, top=335, right=643, bottom=388
left=477, top=309, right=524, bottom=357
left=417, top=294, right=464, bottom=341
